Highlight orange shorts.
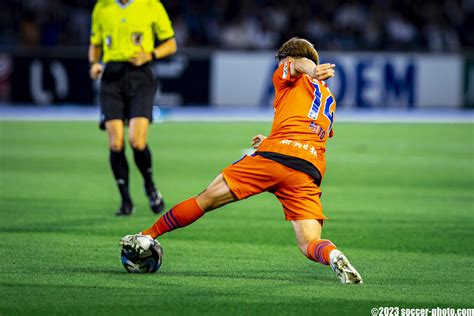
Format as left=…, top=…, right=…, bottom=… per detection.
left=222, top=154, right=326, bottom=221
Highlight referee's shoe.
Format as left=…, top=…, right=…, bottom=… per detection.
left=116, top=200, right=135, bottom=216
left=146, top=187, right=165, bottom=214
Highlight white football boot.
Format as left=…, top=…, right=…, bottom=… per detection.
left=120, top=234, right=156, bottom=254
left=329, top=250, right=363, bottom=284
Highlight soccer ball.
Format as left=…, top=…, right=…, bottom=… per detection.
left=121, top=241, right=163, bottom=273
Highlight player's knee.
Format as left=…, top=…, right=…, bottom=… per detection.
left=196, top=191, right=218, bottom=212
left=109, top=139, right=124, bottom=151
left=129, top=137, right=146, bottom=150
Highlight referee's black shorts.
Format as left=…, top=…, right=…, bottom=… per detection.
left=99, top=62, right=158, bottom=127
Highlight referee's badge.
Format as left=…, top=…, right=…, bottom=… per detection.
left=105, top=35, right=112, bottom=48
left=131, top=32, right=143, bottom=46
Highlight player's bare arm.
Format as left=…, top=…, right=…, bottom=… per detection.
left=290, top=58, right=335, bottom=80
left=88, top=44, right=103, bottom=80
left=128, top=38, right=177, bottom=66
left=314, top=63, right=336, bottom=80
left=251, top=134, right=267, bottom=149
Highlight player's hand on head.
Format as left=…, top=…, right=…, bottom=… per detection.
left=251, top=134, right=267, bottom=149
left=313, top=63, right=336, bottom=80
left=89, top=63, right=103, bottom=80
left=129, top=46, right=153, bottom=66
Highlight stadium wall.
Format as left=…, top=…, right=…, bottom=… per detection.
left=0, top=49, right=468, bottom=109
left=212, top=52, right=463, bottom=109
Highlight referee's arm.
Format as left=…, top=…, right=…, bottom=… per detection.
left=89, top=44, right=103, bottom=80
left=89, top=3, right=103, bottom=80
left=128, top=38, right=176, bottom=67
left=129, top=1, right=177, bottom=66
left=153, top=37, right=177, bottom=59
left=152, top=0, right=177, bottom=59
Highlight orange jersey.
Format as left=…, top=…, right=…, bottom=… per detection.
left=257, top=61, right=336, bottom=177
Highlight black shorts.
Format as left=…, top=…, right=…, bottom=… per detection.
left=99, top=62, right=158, bottom=127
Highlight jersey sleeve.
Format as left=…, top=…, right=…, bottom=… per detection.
left=90, top=3, right=102, bottom=45
left=152, top=1, right=175, bottom=41
left=273, top=61, right=299, bottom=91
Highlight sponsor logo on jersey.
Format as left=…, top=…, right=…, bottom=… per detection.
left=279, top=139, right=318, bottom=157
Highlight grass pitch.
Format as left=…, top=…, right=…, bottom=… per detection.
left=0, top=121, right=473, bottom=315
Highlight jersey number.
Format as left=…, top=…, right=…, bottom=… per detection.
left=308, top=84, right=335, bottom=132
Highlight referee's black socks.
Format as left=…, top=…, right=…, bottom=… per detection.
left=132, top=145, right=155, bottom=193
left=109, top=149, right=132, bottom=203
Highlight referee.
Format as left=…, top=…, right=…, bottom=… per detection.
left=88, top=0, right=176, bottom=216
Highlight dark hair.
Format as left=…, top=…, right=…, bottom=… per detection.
left=276, top=37, right=319, bottom=65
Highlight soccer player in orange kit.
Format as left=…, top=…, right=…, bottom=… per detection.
left=121, top=37, right=363, bottom=284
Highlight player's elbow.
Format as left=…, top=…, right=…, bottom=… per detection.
left=110, top=139, right=125, bottom=152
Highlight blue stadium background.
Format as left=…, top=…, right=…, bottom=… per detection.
left=1, top=0, right=473, bottom=121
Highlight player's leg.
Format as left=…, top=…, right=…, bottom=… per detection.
left=120, top=173, right=236, bottom=251
left=106, top=119, right=134, bottom=216
left=100, top=63, right=132, bottom=215
left=275, top=168, right=362, bottom=284
left=120, top=154, right=280, bottom=251
left=138, top=155, right=276, bottom=239
left=291, top=219, right=335, bottom=264
left=128, top=117, right=149, bottom=150
left=127, top=65, right=165, bottom=214
left=141, top=173, right=236, bottom=238
left=128, top=117, right=165, bottom=214
left=291, top=219, right=362, bottom=284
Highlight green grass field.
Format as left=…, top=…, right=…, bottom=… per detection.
left=0, top=121, right=473, bottom=315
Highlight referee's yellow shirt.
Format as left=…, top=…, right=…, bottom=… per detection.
left=90, top=0, right=175, bottom=63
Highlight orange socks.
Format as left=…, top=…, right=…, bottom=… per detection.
left=142, top=197, right=204, bottom=239
left=306, top=239, right=337, bottom=265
